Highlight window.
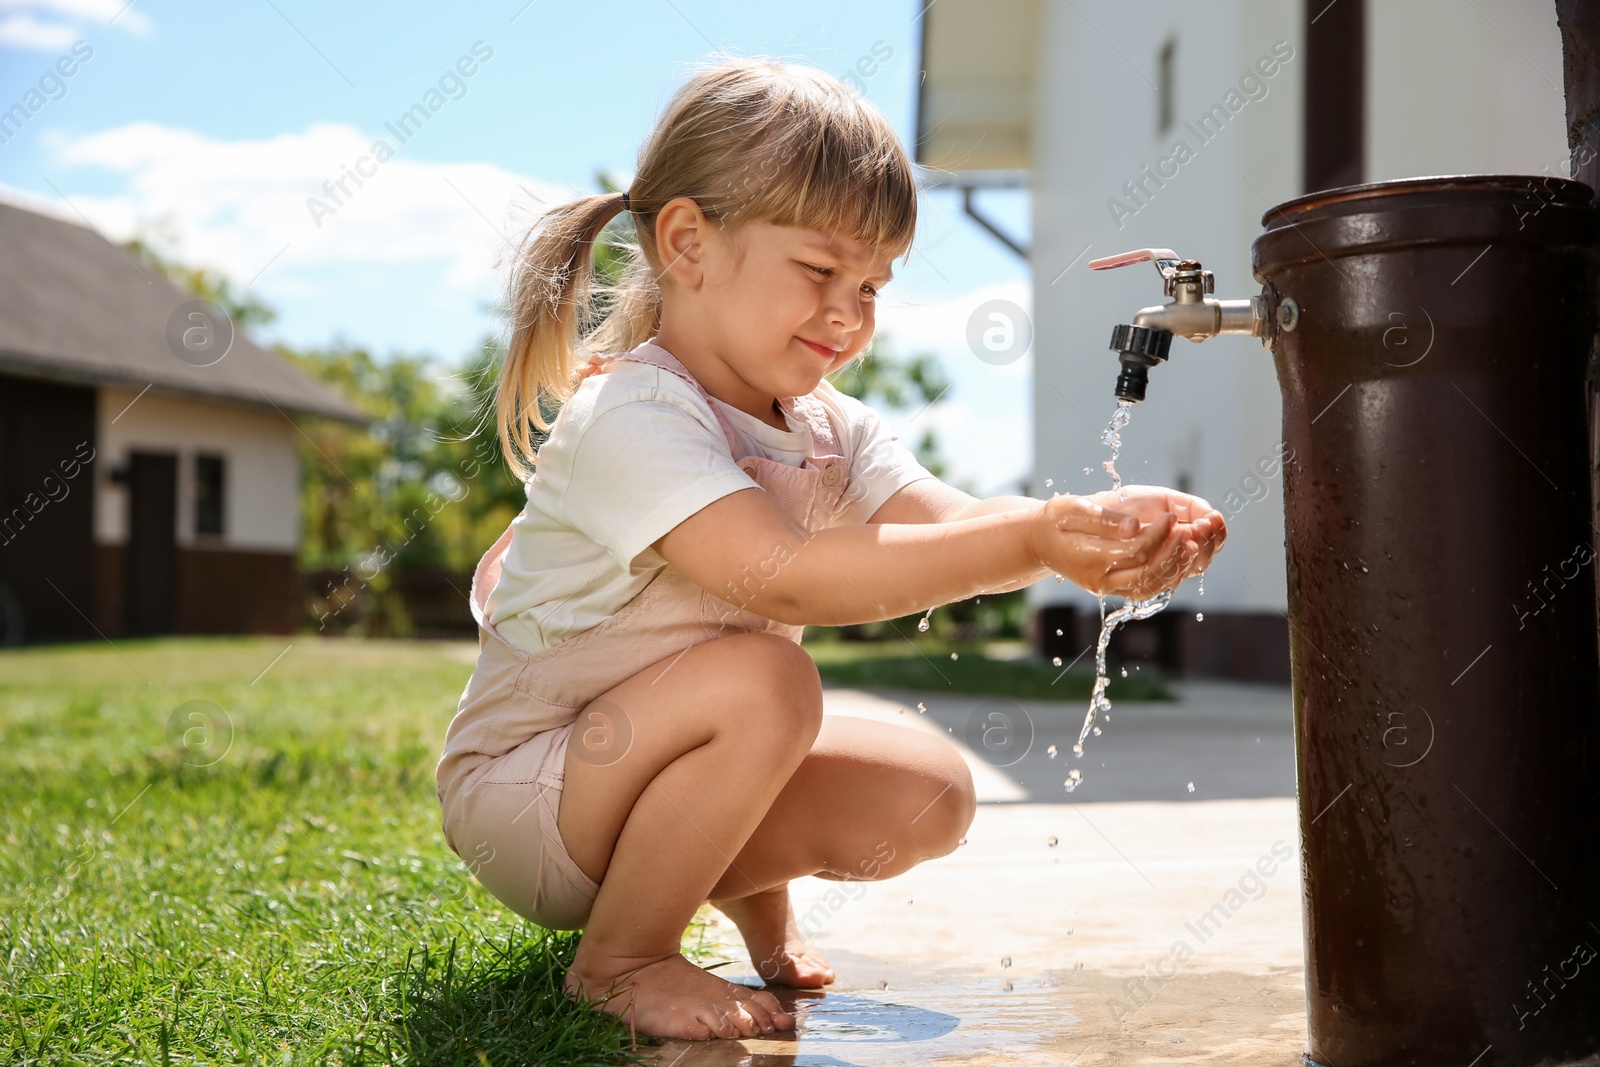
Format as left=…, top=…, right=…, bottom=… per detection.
left=1303, top=0, right=1365, bottom=192
left=1157, top=38, right=1176, bottom=135
left=195, top=453, right=225, bottom=536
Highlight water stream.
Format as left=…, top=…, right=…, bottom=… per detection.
left=1064, top=400, right=1181, bottom=791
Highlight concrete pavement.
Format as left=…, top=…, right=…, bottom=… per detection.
left=650, top=679, right=1310, bottom=1066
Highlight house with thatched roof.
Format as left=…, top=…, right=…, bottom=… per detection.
left=0, top=199, right=362, bottom=645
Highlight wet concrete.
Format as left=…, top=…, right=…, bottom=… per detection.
left=645, top=680, right=1308, bottom=1064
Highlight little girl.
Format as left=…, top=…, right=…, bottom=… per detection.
left=435, top=57, right=1225, bottom=1043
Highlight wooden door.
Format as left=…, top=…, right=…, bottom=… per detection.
left=126, top=451, right=177, bottom=635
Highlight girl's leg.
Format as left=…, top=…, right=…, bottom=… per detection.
left=707, top=714, right=978, bottom=986
left=555, top=631, right=825, bottom=1041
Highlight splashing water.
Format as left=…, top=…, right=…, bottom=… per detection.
left=1077, top=589, right=1174, bottom=760
left=1100, top=400, right=1134, bottom=495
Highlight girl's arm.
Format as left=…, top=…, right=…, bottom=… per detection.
left=653, top=485, right=1206, bottom=628
left=867, top=479, right=1052, bottom=594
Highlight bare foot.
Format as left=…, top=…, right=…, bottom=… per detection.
left=710, top=883, right=836, bottom=988
left=563, top=948, right=795, bottom=1041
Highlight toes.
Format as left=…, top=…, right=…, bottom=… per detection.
left=751, top=989, right=795, bottom=1028
left=739, top=997, right=778, bottom=1034
left=701, top=1005, right=739, bottom=1040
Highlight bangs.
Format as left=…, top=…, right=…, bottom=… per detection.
left=755, top=129, right=918, bottom=262
left=694, top=65, right=918, bottom=262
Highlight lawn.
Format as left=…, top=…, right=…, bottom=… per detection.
left=0, top=637, right=664, bottom=1066
left=0, top=633, right=1159, bottom=1065
left=803, top=635, right=1171, bottom=702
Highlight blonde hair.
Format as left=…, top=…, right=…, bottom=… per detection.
left=494, top=56, right=919, bottom=478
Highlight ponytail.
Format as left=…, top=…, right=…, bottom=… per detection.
left=495, top=191, right=657, bottom=479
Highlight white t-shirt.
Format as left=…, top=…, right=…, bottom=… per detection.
left=486, top=354, right=941, bottom=654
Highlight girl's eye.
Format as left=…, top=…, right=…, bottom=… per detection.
left=806, top=262, right=877, bottom=297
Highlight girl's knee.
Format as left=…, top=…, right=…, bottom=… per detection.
left=909, top=756, right=977, bottom=861
left=716, top=632, right=824, bottom=740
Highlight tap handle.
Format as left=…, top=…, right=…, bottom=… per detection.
left=1088, top=248, right=1182, bottom=279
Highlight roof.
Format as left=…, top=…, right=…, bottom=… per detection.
left=0, top=199, right=364, bottom=422
left=914, top=0, right=1041, bottom=183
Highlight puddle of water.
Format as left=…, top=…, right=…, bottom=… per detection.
left=642, top=968, right=1306, bottom=1065
left=645, top=975, right=1081, bottom=1065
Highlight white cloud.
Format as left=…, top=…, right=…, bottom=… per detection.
left=0, top=0, right=152, bottom=48
left=13, top=119, right=569, bottom=299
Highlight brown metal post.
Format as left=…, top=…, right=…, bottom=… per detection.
left=1252, top=175, right=1600, bottom=1067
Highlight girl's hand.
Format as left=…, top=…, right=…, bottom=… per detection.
left=1027, top=488, right=1226, bottom=599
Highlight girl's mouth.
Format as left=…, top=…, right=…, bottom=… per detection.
left=798, top=338, right=839, bottom=360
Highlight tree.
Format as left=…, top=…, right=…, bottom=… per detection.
left=827, top=338, right=952, bottom=479
left=125, top=237, right=278, bottom=331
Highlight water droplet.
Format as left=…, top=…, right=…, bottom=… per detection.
left=916, top=702, right=926, bottom=713
left=1002, top=978, right=1013, bottom=991
left=1001, top=955, right=1012, bottom=969
left=1186, top=781, right=1196, bottom=793
left=1195, top=612, right=1205, bottom=622
left=1066, top=927, right=1074, bottom=935
left=1082, top=466, right=1091, bottom=475
left=1052, top=656, right=1062, bottom=667
left=1063, top=768, right=1084, bottom=791
left=1044, top=477, right=1054, bottom=487
left=958, top=836, right=967, bottom=846
left=1075, top=961, right=1084, bottom=972
left=1055, top=574, right=1065, bottom=583
left=950, top=652, right=959, bottom=660
left=1072, top=743, right=1084, bottom=757
left=1092, top=726, right=1101, bottom=736
left=1120, top=667, right=1128, bottom=678
left=1047, top=835, right=1059, bottom=848
left=879, top=978, right=888, bottom=989
left=1197, top=574, right=1205, bottom=596
left=1054, top=628, right=1064, bottom=636
left=917, top=614, right=931, bottom=633
left=1046, top=744, right=1058, bottom=759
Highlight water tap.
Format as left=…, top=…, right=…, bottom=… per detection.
left=1089, top=248, right=1273, bottom=402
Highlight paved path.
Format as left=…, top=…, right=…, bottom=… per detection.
left=648, top=682, right=1311, bottom=1066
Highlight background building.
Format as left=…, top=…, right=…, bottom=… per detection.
left=0, top=200, right=361, bottom=644
left=916, top=0, right=1569, bottom=680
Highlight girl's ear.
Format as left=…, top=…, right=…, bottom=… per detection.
left=654, top=196, right=708, bottom=288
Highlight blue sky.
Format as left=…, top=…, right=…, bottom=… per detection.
left=0, top=0, right=1034, bottom=494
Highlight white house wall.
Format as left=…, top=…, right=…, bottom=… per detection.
left=1030, top=0, right=1568, bottom=621
left=96, top=386, right=301, bottom=553
left=1032, top=0, right=1299, bottom=620
left=1367, top=0, right=1567, bottom=182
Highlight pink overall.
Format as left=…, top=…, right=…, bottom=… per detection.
left=435, top=341, right=853, bottom=930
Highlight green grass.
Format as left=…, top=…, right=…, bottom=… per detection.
left=0, top=634, right=1160, bottom=1065
left=0, top=636, right=688, bottom=1066
left=802, top=637, right=1172, bottom=702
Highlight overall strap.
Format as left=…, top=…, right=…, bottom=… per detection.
left=602, top=340, right=845, bottom=466
left=602, top=342, right=748, bottom=459
left=781, top=392, right=846, bottom=462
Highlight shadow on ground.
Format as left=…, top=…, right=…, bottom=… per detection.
left=822, top=680, right=1298, bottom=804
